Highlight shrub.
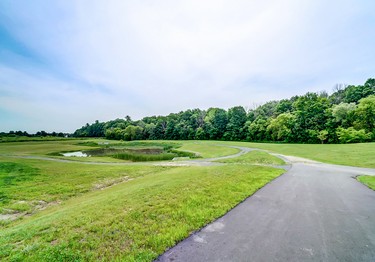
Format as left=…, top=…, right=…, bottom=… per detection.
left=336, top=127, right=371, bottom=143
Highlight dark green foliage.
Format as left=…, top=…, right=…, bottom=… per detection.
left=204, top=108, right=228, bottom=140
left=73, top=78, right=375, bottom=144
left=224, top=106, right=247, bottom=141
left=344, top=79, right=375, bottom=103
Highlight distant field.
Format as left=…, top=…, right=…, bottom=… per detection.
left=223, top=141, right=375, bottom=168
left=0, top=139, right=284, bottom=261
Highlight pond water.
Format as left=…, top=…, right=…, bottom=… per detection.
left=62, top=151, right=89, bottom=157
left=61, top=147, right=165, bottom=158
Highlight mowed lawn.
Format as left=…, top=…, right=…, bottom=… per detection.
left=225, top=141, right=375, bottom=168
left=0, top=140, right=284, bottom=261
left=175, top=142, right=240, bottom=158
left=357, top=176, right=375, bottom=190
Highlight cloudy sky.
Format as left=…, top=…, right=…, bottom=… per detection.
left=1, top=0, right=374, bottom=133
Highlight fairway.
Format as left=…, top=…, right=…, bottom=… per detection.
left=0, top=139, right=284, bottom=261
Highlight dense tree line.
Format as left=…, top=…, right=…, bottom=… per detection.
left=74, top=78, right=375, bottom=144
left=0, top=130, right=68, bottom=138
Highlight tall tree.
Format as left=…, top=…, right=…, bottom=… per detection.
left=224, top=106, right=247, bottom=140
left=204, top=108, right=228, bottom=140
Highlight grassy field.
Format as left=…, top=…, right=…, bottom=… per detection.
left=0, top=158, right=165, bottom=215
left=357, top=176, right=375, bottom=190
left=175, top=142, right=240, bottom=158
left=223, top=141, right=375, bottom=168
left=216, top=150, right=285, bottom=165
left=0, top=139, right=284, bottom=261
left=1, top=139, right=373, bottom=261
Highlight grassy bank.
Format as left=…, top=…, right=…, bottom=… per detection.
left=0, top=164, right=283, bottom=261
left=0, top=139, right=284, bottom=261
left=0, top=158, right=165, bottom=215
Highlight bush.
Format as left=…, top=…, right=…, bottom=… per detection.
left=336, top=127, right=371, bottom=143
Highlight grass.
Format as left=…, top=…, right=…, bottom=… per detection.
left=217, top=150, right=285, bottom=165
left=176, top=142, right=240, bottom=158
left=0, top=158, right=163, bottom=215
left=2, top=138, right=373, bottom=260
left=0, top=139, right=285, bottom=261
left=0, top=141, right=92, bottom=156
left=357, top=176, right=375, bottom=190
left=0, top=164, right=283, bottom=261
left=224, top=141, right=375, bottom=168
left=113, top=152, right=176, bottom=161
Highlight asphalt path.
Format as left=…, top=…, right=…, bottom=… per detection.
left=156, top=155, right=375, bottom=262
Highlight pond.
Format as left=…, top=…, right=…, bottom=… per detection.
left=62, top=151, right=89, bottom=157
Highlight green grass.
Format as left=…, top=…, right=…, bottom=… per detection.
left=357, top=175, right=375, bottom=190
left=0, top=164, right=283, bottom=261
left=224, top=141, right=375, bottom=168
left=0, top=158, right=163, bottom=215
left=0, top=141, right=93, bottom=156
left=5, top=139, right=373, bottom=261
left=176, top=142, right=240, bottom=158
left=113, top=152, right=176, bottom=161
left=217, top=150, right=285, bottom=165
left=0, top=139, right=285, bottom=260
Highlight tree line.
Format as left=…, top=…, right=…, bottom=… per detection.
left=0, top=130, right=68, bottom=138
left=74, top=78, right=375, bottom=144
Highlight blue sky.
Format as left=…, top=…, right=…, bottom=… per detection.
left=1, top=0, right=374, bottom=133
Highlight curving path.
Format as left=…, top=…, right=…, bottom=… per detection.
left=0, top=146, right=254, bottom=166
left=156, top=152, right=375, bottom=262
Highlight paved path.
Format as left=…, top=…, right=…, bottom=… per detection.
left=156, top=155, right=375, bottom=262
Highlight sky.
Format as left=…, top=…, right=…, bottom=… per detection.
left=0, top=0, right=374, bottom=133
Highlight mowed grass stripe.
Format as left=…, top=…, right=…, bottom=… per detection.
left=0, top=165, right=283, bottom=261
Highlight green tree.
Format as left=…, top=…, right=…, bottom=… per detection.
left=331, top=102, right=356, bottom=127
left=344, top=79, right=375, bottom=103
left=124, top=125, right=143, bottom=141
left=336, top=127, right=371, bottom=143
left=354, top=95, right=375, bottom=132
left=224, top=106, right=247, bottom=140
left=292, top=93, right=330, bottom=142
left=267, top=113, right=296, bottom=141
left=247, top=117, right=270, bottom=141
left=317, top=130, right=329, bottom=144
left=204, top=108, right=228, bottom=140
